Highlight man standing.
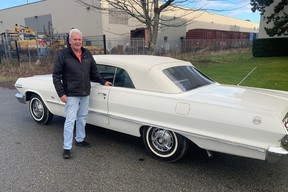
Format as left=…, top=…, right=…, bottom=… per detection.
left=53, top=28, right=112, bottom=159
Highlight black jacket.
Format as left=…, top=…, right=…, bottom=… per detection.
left=52, top=46, right=106, bottom=97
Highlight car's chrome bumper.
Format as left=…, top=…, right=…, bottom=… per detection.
left=15, top=93, right=26, bottom=104
left=266, top=146, right=288, bottom=163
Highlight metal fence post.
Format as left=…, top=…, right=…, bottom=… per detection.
left=103, top=34, right=107, bottom=54
left=15, top=40, right=20, bottom=65
left=4, top=31, right=11, bottom=59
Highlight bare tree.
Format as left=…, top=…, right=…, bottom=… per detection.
left=76, top=0, right=212, bottom=54
left=76, top=0, right=247, bottom=54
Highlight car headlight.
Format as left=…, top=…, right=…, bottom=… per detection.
left=283, top=113, right=288, bottom=131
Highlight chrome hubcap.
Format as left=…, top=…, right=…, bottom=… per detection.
left=151, top=128, right=174, bottom=152
left=32, top=99, right=43, bottom=118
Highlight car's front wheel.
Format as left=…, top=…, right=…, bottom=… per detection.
left=142, top=126, right=189, bottom=162
left=29, top=94, right=53, bottom=125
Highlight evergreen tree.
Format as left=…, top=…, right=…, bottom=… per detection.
left=251, top=0, right=288, bottom=36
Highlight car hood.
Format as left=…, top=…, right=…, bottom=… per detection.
left=185, top=84, right=288, bottom=116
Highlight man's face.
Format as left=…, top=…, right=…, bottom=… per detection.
left=69, top=32, right=82, bottom=51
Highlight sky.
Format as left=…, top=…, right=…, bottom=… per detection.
left=0, top=0, right=41, bottom=9
left=192, top=0, right=260, bottom=23
left=0, top=0, right=261, bottom=23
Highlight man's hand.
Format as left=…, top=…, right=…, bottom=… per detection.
left=60, top=95, right=67, bottom=103
left=104, top=81, right=112, bottom=86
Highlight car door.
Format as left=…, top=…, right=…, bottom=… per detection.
left=88, top=82, right=110, bottom=126
left=87, top=64, right=116, bottom=126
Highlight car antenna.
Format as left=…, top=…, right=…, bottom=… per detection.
left=237, top=67, right=257, bottom=86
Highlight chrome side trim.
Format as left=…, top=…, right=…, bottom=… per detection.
left=88, top=109, right=108, bottom=116
left=99, top=112, right=267, bottom=153
left=86, top=111, right=288, bottom=162
left=46, top=100, right=64, bottom=105
left=15, top=84, right=23, bottom=88
left=15, top=93, right=26, bottom=104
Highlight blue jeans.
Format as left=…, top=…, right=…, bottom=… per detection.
left=63, top=96, right=89, bottom=150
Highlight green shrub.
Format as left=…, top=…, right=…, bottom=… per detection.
left=252, top=38, right=288, bottom=57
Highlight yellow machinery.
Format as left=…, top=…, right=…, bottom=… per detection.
left=1, top=24, right=49, bottom=58
left=14, top=24, right=36, bottom=37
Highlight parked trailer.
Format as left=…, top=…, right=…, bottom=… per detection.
left=185, top=28, right=257, bottom=52
left=186, top=28, right=251, bottom=40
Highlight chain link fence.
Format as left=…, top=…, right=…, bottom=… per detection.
left=0, top=33, right=253, bottom=64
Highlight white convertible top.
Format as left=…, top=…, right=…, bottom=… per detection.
left=93, top=55, right=193, bottom=93
left=93, top=54, right=191, bottom=69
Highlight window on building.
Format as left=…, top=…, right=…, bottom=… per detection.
left=109, top=9, right=128, bottom=25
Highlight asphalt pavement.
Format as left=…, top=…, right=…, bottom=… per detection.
left=1, top=87, right=288, bottom=192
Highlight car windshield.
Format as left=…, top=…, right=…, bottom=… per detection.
left=163, top=66, right=214, bottom=92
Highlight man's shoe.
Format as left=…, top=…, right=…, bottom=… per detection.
left=63, top=149, right=71, bottom=159
left=75, top=140, right=91, bottom=148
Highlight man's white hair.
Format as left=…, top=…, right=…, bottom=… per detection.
left=69, top=28, right=82, bottom=38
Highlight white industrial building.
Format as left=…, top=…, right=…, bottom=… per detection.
left=0, top=0, right=259, bottom=52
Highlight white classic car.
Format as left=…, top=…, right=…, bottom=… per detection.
left=15, top=55, right=288, bottom=162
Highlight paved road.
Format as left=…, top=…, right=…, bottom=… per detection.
left=1, top=87, right=288, bottom=192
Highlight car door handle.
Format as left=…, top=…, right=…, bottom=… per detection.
left=98, top=92, right=107, bottom=97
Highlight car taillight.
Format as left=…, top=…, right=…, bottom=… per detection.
left=283, top=113, right=288, bottom=131
left=281, top=135, right=288, bottom=147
